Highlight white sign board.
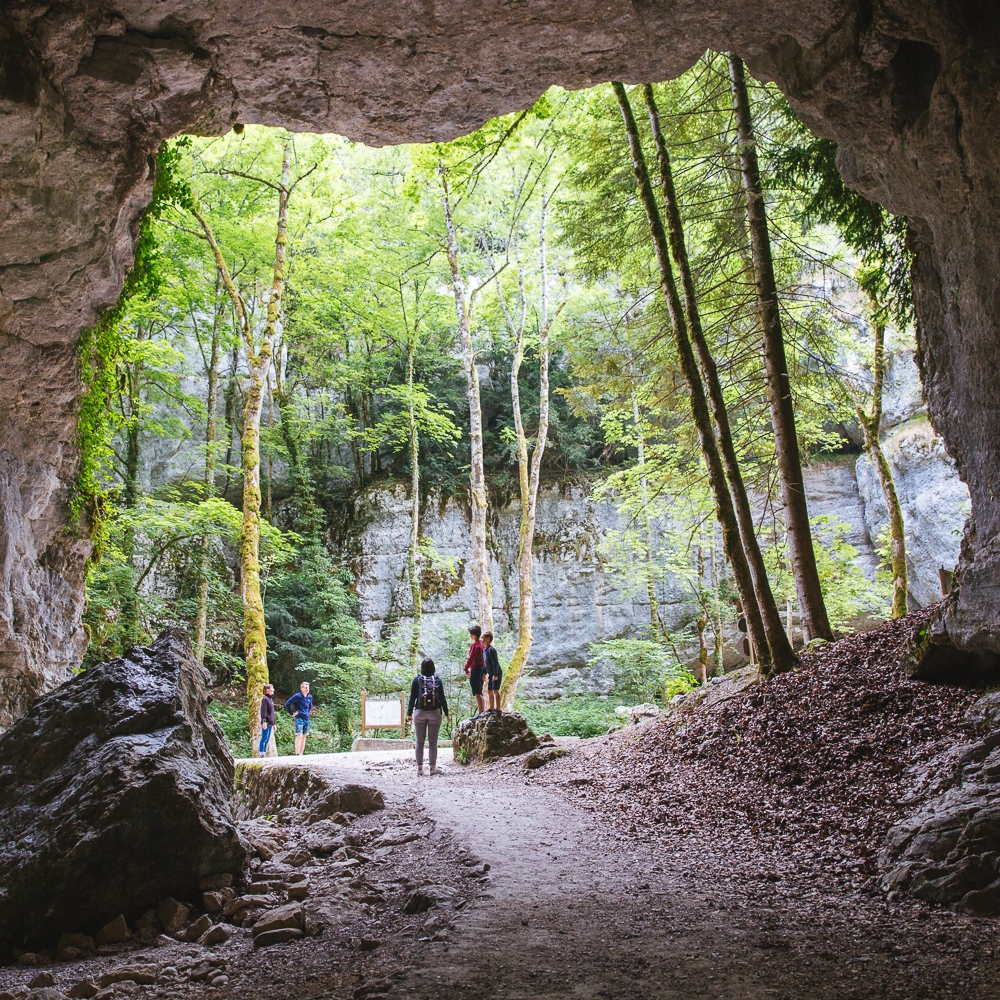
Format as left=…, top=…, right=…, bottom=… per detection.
left=365, top=698, right=403, bottom=727
left=361, top=691, right=406, bottom=736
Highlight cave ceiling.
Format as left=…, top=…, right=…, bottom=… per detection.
left=0, top=0, right=997, bottom=720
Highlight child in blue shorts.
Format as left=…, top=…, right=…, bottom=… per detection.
left=285, top=680, right=313, bottom=756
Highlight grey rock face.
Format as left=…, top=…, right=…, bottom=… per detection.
left=856, top=420, right=970, bottom=609
left=350, top=452, right=964, bottom=697
left=349, top=482, right=698, bottom=698
left=882, top=695, right=1000, bottom=914
left=1, top=0, right=999, bottom=716
left=0, top=629, right=245, bottom=953
left=802, top=459, right=880, bottom=580
left=452, top=712, right=540, bottom=763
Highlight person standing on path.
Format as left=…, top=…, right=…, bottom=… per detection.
left=407, top=657, right=451, bottom=775
left=482, top=631, right=502, bottom=714
left=464, top=625, right=486, bottom=717
left=285, top=680, right=313, bottom=756
left=258, top=683, right=276, bottom=756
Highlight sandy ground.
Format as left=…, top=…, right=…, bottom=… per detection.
left=265, top=747, right=1000, bottom=1000
left=3, top=743, right=998, bottom=1000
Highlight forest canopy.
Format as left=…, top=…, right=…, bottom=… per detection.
left=78, top=54, right=916, bottom=751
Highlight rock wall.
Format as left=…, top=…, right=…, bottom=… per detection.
left=348, top=482, right=662, bottom=699
left=346, top=421, right=967, bottom=698
left=1, top=0, right=998, bottom=713
left=857, top=421, right=970, bottom=608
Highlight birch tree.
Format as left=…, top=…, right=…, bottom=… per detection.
left=490, top=199, right=566, bottom=709
left=440, top=165, right=495, bottom=633
left=189, top=137, right=312, bottom=754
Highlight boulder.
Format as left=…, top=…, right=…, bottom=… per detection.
left=67, top=982, right=98, bottom=999
left=523, top=747, right=571, bottom=771
left=232, top=763, right=383, bottom=822
left=0, top=630, right=245, bottom=953
left=94, top=916, right=129, bottom=946
left=452, top=712, right=540, bottom=764
left=97, top=966, right=157, bottom=988
left=202, top=892, right=225, bottom=913
left=881, top=694, right=1000, bottom=913
left=179, top=914, right=212, bottom=942
left=252, top=903, right=305, bottom=937
left=287, top=881, right=310, bottom=901
left=156, top=899, right=188, bottom=935
left=253, top=928, right=304, bottom=949
left=304, top=820, right=346, bottom=856
left=897, top=615, right=1000, bottom=685
left=199, top=924, right=233, bottom=947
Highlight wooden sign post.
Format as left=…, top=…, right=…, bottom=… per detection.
left=360, top=690, right=407, bottom=738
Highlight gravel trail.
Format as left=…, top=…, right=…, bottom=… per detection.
left=299, top=746, right=1000, bottom=1000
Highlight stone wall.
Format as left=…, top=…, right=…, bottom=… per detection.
left=345, top=424, right=968, bottom=698
left=1, top=0, right=999, bottom=714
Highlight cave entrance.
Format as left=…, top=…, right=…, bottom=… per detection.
left=1, top=3, right=999, bottom=719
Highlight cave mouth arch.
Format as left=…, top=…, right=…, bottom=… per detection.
left=0, top=1, right=998, bottom=720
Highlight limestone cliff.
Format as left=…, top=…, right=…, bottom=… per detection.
left=1, top=0, right=999, bottom=715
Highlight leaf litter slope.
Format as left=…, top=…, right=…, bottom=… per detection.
left=594, top=608, right=981, bottom=891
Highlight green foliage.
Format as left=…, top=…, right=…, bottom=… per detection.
left=588, top=637, right=697, bottom=705
left=810, top=515, right=890, bottom=631
left=772, top=108, right=913, bottom=328
left=516, top=695, right=619, bottom=738
left=80, top=68, right=905, bottom=744
left=82, top=493, right=292, bottom=668
left=265, top=541, right=371, bottom=690
left=74, top=141, right=193, bottom=541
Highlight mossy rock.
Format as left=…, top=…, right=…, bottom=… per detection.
left=451, top=712, right=540, bottom=764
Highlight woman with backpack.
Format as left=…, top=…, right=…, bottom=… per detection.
left=406, top=657, right=451, bottom=776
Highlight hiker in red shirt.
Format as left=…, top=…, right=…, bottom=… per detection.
left=464, top=624, right=487, bottom=717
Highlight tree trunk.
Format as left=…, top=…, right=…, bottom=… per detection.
left=440, top=166, right=494, bottom=632
left=613, top=81, right=771, bottom=672
left=632, top=391, right=663, bottom=637
left=498, top=201, right=557, bottom=709
left=194, top=270, right=224, bottom=666
left=193, top=139, right=293, bottom=757
left=727, top=54, right=833, bottom=643
left=407, top=334, right=423, bottom=669
left=642, top=84, right=796, bottom=675
left=856, top=318, right=908, bottom=618
left=264, top=377, right=274, bottom=523
left=119, top=374, right=142, bottom=648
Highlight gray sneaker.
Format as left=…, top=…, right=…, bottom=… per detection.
left=429, top=766, right=443, bottom=775
left=417, top=765, right=424, bottom=776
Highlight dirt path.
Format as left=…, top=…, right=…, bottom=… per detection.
left=3, top=744, right=996, bottom=1000
left=298, top=748, right=1000, bottom=1000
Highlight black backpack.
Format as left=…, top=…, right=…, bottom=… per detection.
left=418, top=675, right=440, bottom=710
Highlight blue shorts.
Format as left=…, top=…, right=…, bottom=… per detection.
left=294, top=716, right=311, bottom=735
